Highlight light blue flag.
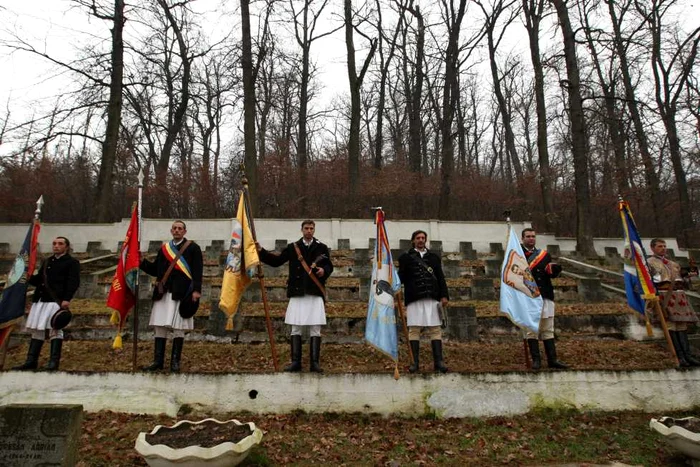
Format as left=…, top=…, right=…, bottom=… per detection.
left=499, top=228, right=543, bottom=334
left=365, top=210, right=400, bottom=361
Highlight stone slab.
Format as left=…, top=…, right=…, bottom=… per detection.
left=0, top=403, right=82, bottom=467
left=337, top=239, right=350, bottom=250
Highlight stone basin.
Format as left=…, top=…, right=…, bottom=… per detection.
left=135, top=418, right=263, bottom=467
left=650, top=416, right=700, bottom=465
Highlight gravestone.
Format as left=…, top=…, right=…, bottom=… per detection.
left=577, top=278, right=605, bottom=302
left=665, top=248, right=677, bottom=259
left=471, top=278, right=496, bottom=300
left=484, top=258, right=502, bottom=278
left=604, top=247, right=619, bottom=258
left=444, top=306, right=478, bottom=341
left=337, top=239, right=350, bottom=250
left=275, top=239, right=288, bottom=251
left=399, top=239, right=412, bottom=251
left=459, top=242, right=477, bottom=260
left=489, top=242, right=504, bottom=255
left=546, top=244, right=561, bottom=257
left=368, top=238, right=376, bottom=252
left=429, top=240, right=443, bottom=256
left=86, top=241, right=104, bottom=255
left=0, top=404, right=82, bottom=467
left=147, top=240, right=162, bottom=254
left=0, top=242, right=10, bottom=255
left=442, top=259, right=461, bottom=278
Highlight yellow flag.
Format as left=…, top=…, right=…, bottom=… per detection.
left=219, top=192, right=260, bottom=329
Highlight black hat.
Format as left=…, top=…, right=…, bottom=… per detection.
left=51, top=308, right=73, bottom=330
left=179, top=295, right=200, bottom=319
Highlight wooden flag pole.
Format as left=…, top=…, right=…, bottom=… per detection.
left=503, top=210, right=530, bottom=368
left=395, top=291, right=414, bottom=363
left=133, top=169, right=144, bottom=372
left=650, top=296, right=680, bottom=365
left=241, top=173, right=280, bottom=372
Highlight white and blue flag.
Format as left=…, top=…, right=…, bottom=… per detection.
left=499, top=228, right=543, bottom=334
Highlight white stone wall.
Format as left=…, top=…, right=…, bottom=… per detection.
left=0, top=218, right=686, bottom=257
left=1, top=369, right=698, bottom=418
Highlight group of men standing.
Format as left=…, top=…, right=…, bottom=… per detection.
left=11, top=222, right=700, bottom=373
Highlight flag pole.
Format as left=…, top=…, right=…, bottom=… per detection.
left=240, top=170, right=280, bottom=371
left=652, top=296, right=680, bottom=365
left=133, top=169, right=144, bottom=372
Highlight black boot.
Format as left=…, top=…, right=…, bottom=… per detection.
left=43, top=339, right=63, bottom=372
left=543, top=339, right=568, bottom=369
left=679, top=331, right=700, bottom=366
left=310, top=336, right=323, bottom=373
left=284, top=335, right=302, bottom=372
left=431, top=340, right=448, bottom=373
left=527, top=339, right=542, bottom=370
left=12, top=339, right=43, bottom=371
left=170, top=337, right=184, bottom=373
left=671, top=331, right=691, bottom=367
left=143, top=337, right=166, bottom=372
left=409, top=340, right=420, bottom=373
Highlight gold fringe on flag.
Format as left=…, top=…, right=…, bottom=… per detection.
left=110, top=310, right=120, bottom=325
left=393, top=362, right=400, bottom=380
left=112, top=333, right=123, bottom=350
left=226, top=315, right=234, bottom=331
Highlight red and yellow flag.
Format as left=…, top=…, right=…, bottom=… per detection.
left=106, top=204, right=140, bottom=348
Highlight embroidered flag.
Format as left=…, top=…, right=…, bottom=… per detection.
left=365, top=209, right=401, bottom=365
left=619, top=200, right=656, bottom=315
left=219, top=191, right=260, bottom=330
left=499, top=227, right=543, bottom=334
left=0, top=218, right=41, bottom=348
left=106, top=204, right=140, bottom=349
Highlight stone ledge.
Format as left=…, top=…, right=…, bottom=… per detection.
left=1, top=369, right=698, bottom=418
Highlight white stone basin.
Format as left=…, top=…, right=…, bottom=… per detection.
left=650, top=416, right=700, bottom=465
left=135, top=418, right=263, bottom=467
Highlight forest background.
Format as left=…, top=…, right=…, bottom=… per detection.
left=0, top=0, right=699, bottom=254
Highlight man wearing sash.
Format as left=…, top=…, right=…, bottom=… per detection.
left=140, top=220, right=203, bottom=373
left=521, top=228, right=568, bottom=370
left=256, top=220, right=333, bottom=373
left=398, top=230, right=449, bottom=373
left=647, top=238, right=699, bottom=367
left=13, top=236, right=80, bottom=372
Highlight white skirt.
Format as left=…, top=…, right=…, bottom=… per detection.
left=149, top=292, right=194, bottom=331
left=406, top=298, right=441, bottom=327
left=285, top=295, right=326, bottom=326
left=25, top=301, right=60, bottom=331
left=542, top=299, right=555, bottom=319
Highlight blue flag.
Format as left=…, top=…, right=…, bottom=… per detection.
left=365, top=210, right=400, bottom=361
left=499, top=228, right=543, bottom=334
left=619, top=200, right=656, bottom=315
left=0, top=220, right=41, bottom=329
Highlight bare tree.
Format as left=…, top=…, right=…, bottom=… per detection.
left=550, top=0, right=595, bottom=256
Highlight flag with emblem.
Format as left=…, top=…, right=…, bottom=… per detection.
left=0, top=217, right=41, bottom=348
left=619, top=199, right=657, bottom=315
left=106, top=204, right=140, bottom=349
left=219, top=191, right=260, bottom=330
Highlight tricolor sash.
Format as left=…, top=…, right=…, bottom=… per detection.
left=526, top=249, right=548, bottom=270
left=162, top=240, right=193, bottom=279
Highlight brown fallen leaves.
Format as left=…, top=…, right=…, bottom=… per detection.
left=4, top=338, right=676, bottom=374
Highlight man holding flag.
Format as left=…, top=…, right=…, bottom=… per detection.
left=256, top=220, right=333, bottom=373
left=140, top=220, right=203, bottom=373
left=519, top=229, right=567, bottom=370
left=14, top=236, right=80, bottom=372
left=398, top=230, right=449, bottom=373
left=647, top=238, right=700, bottom=367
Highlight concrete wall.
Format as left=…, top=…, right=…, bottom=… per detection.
left=1, top=369, right=698, bottom=418
left=0, top=219, right=686, bottom=257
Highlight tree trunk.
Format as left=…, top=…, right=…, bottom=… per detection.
left=241, top=0, right=258, bottom=210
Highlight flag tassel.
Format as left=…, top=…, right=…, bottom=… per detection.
left=226, top=315, right=234, bottom=331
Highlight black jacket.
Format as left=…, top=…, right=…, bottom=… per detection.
left=523, top=246, right=561, bottom=301
left=398, top=249, right=449, bottom=306
left=140, top=238, right=203, bottom=301
left=258, top=238, right=333, bottom=299
left=30, top=254, right=81, bottom=303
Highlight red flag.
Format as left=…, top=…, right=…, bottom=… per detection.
left=106, top=205, right=140, bottom=348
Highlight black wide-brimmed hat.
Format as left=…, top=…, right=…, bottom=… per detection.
left=179, top=296, right=200, bottom=319
left=50, top=308, right=73, bottom=330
